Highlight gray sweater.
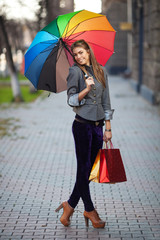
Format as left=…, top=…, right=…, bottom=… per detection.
left=67, top=64, right=114, bottom=121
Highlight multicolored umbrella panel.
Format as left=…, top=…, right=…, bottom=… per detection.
left=24, top=10, right=116, bottom=93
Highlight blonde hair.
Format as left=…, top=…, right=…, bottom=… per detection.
left=71, top=40, right=106, bottom=88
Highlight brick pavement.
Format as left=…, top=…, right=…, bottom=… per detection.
left=0, top=76, right=160, bottom=240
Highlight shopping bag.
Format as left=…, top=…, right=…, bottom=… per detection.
left=99, top=141, right=127, bottom=183
left=89, top=150, right=101, bottom=183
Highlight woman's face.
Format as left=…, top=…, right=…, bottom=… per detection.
left=72, top=47, right=90, bottom=66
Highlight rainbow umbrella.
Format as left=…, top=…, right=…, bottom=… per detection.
left=24, top=10, right=116, bottom=93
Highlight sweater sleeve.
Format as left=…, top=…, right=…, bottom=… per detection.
left=101, top=68, right=114, bottom=120
left=67, top=67, right=86, bottom=107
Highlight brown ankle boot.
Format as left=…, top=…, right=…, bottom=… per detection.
left=55, top=201, right=74, bottom=226
left=84, top=209, right=105, bottom=228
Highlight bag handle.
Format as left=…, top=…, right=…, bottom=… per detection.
left=104, top=140, right=114, bottom=149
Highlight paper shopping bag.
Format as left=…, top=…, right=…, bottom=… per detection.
left=89, top=150, right=101, bottom=183
left=99, top=142, right=127, bottom=183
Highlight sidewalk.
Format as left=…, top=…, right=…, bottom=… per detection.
left=0, top=76, right=160, bottom=240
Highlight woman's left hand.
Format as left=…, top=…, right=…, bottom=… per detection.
left=103, top=131, right=112, bottom=142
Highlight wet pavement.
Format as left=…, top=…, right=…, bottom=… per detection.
left=0, top=75, right=160, bottom=239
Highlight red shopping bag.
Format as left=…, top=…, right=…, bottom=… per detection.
left=99, top=141, right=127, bottom=183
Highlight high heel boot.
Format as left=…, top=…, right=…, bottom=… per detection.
left=55, top=201, right=74, bottom=226
left=84, top=209, right=105, bottom=228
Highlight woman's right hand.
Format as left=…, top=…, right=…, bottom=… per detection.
left=85, top=77, right=95, bottom=91
left=78, top=77, right=95, bottom=102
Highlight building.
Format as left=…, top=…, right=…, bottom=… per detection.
left=131, top=0, right=160, bottom=104
left=102, top=0, right=128, bottom=74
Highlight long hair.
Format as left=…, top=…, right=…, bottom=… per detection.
left=71, top=40, right=106, bottom=88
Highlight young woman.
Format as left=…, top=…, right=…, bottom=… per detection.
left=55, top=40, right=114, bottom=228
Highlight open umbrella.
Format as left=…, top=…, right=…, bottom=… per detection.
left=24, top=9, right=116, bottom=93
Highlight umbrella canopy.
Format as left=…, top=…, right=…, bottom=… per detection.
left=24, top=10, right=116, bottom=93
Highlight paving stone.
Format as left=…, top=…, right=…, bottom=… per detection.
left=0, top=76, right=160, bottom=239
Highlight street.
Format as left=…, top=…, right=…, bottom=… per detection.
left=0, top=75, right=160, bottom=240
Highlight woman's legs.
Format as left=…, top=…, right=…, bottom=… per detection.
left=68, top=120, right=103, bottom=211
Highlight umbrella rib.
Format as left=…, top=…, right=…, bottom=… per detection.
left=56, top=44, right=64, bottom=62
left=87, top=41, right=114, bottom=53
left=66, top=31, right=86, bottom=41
left=64, top=16, right=115, bottom=42
left=67, top=35, right=114, bottom=53
left=42, top=43, right=60, bottom=61
left=63, top=10, right=83, bottom=39
left=65, top=23, right=81, bottom=41
left=63, top=13, right=80, bottom=39
left=66, top=30, right=115, bottom=52
left=66, top=29, right=115, bottom=41
left=45, top=42, right=68, bottom=63
left=40, top=44, right=57, bottom=54
left=64, top=15, right=105, bottom=38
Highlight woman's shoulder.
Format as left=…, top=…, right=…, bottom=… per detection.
left=67, top=64, right=83, bottom=82
left=68, top=64, right=82, bottom=77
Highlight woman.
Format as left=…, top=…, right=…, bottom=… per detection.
left=55, top=40, right=114, bottom=228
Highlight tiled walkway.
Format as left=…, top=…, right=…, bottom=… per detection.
left=0, top=76, right=160, bottom=239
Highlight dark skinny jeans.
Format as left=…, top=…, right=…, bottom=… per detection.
left=68, top=118, right=103, bottom=212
